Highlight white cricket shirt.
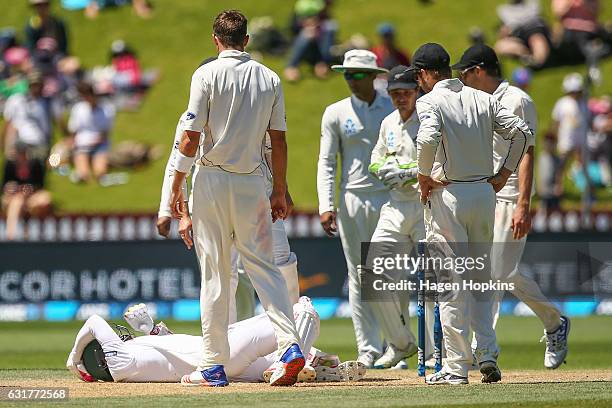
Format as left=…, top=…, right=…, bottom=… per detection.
left=416, top=79, right=533, bottom=183
left=182, top=50, right=286, bottom=174
left=317, top=92, right=395, bottom=214
left=492, top=81, right=537, bottom=202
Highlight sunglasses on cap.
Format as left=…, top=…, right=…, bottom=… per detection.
left=458, top=63, right=484, bottom=79
left=344, top=72, right=370, bottom=81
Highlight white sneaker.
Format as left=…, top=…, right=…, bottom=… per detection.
left=314, top=361, right=366, bottom=382
left=373, top=343, right=417, bottom=369
left=425, top=370, right=468, bottom=385
left=356, top=352, right=377, bottom=369
left=541, top=316, right=570, bottom=369
left=390, top=360, right=408, bottom=370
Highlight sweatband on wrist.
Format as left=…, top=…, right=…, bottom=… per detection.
left=174, top=151, right=195, bottom=174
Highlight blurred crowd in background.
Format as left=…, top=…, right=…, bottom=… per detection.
left=0, top=0, right=160, bottom=240
left=0, top=0, right=610, bottom=241
left=250, top=0, right=611, bottom=216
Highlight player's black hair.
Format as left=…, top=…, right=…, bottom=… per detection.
left=427, top=66, right=451, bottom=80
left=483, top=64, right=501, bottom=78
left=213, top=10, right=248, bottom=49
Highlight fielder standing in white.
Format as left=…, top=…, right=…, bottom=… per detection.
left=453, top=44, right=569, bottom=369
left=366, top=65, right=423, bottom=368
left=317, top=50, right=394, bottom=367
left=170, top=10, right=304, bottom=387
left=411, top=43, right=533, bottom=385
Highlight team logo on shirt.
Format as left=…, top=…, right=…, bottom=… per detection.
left=343, top=118, right=357, bottom=135
left=186, top=112, right=196, bottom=120
left=387, top=131, right=396, bottom=148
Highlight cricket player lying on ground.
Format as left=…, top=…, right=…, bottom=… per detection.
left=66, top=299, right=366, bottom=383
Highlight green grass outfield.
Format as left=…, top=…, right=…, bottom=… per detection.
left=0, top=0, right=611, bottom=213
left=1, top=316, right=611, bottom=407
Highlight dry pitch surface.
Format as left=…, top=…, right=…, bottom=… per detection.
left=2, top=369, right=611, bottom=399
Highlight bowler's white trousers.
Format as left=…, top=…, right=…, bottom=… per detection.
left=337, top=189, right=389, bottom=358
left=425, top=183, right=499, bottom=377
left=489, top=200, right=561, bottom=332
left=191, top=166, right=300, bottom=369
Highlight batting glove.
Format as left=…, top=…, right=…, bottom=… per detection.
left=124, top=303, right=154, bottom=334
left=382, top=167, right=418, bottom=189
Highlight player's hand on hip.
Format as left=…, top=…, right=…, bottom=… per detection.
left=320, top=211, right=337, bottom=237
left=511, top=203, right=531, bottom=240
left=156, top=216, right=171, bottom=238
left=178, top=214, right=193, bottom=249
left=487, top=167, right=512, bottom=193
left=417, top=173, right=447, bottom=205
left=270, top=188, right=288, bottom=222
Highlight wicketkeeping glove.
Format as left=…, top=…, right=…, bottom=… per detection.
left=124, top=303, right=154, bottom=334
left=382, top=166, right=418, bottom=189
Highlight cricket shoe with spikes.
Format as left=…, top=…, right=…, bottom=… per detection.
left=542, top=315, right=570, bottom=369
left=181, top=365, right=228, bottom=387
left=268, top=344, right=305, bottom=386
left=314, top=361, right=366, bottom=382
left=479, top=360, right=502, bottom=383
left=264, top=364, right=317, bottom=383
left=426, top=369, right=468, bottom=385
left=373, top=342, right=417, bottom=369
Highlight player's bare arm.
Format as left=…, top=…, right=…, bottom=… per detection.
left=268, top=129, right=288, bottom=222
left=171, top=129, right=199, bottom=249
left=512, top=145, right=534, bottom=239
left=285, top=189, right=295, bottom=216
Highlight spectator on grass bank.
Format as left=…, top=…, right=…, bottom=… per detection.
left=370, top=23, right=410, bottom=71
left=60, top=0, right=152, bottom=19
left=511, top=67, right=532, bottom=91
left=537, top=131, right=561, bottom=214
left=495, top=0, right=552, bottom=69
left=1, top=141, right=52, bottom=241
left=0, top=47, right=32, bottom=104
left=25, top=0, right=69, bottom=57
left=550, top=73, right=591, bottom=198
left=552, top=0, right=612, bottom=64
left=284, top=0, right=336, bottom=82
left=67, top=82, right=115, bottom=183
left=2, top=71, right=63, bottom=165
left=582, top=96, right=611, bottom=190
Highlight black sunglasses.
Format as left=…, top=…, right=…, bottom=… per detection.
left=344, top=72, right=370, bottom=81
